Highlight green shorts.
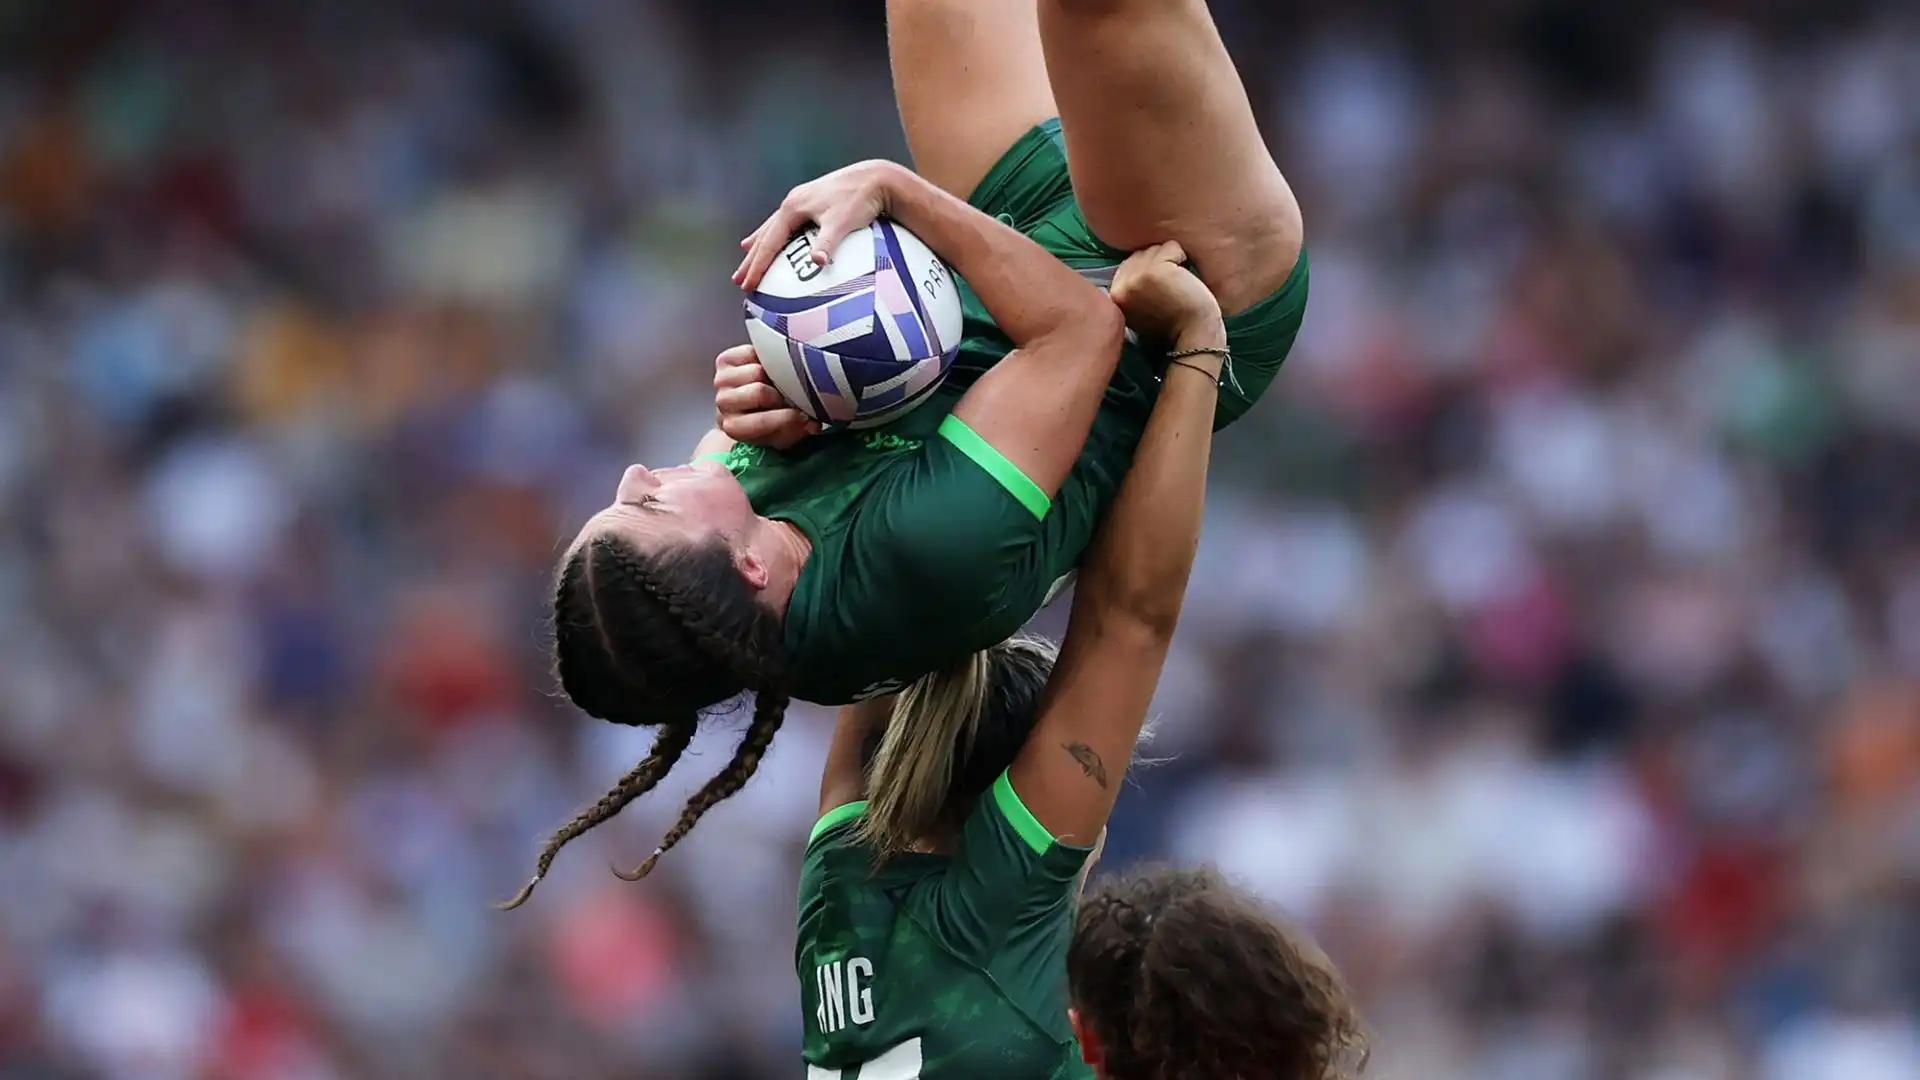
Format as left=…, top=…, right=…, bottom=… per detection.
left=966, top=118, right=1309, bottom=430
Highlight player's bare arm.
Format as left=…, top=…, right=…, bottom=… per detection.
left=1008, top=242, right=1225, bottom=846
left=820, top=694, right=893, bottom=815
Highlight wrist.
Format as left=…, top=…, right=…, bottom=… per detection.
left=876, top=160, right=925, bottom=218
left=1171, top=321, right=1227, bottom=357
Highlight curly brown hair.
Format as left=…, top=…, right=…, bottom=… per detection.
left=498, top=533, right=790, bottom=910
left=1067, top=866, right=1368, bottom=1080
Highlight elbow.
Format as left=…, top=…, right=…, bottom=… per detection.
left=1084, top=580, right=1187, bottom=644
left=1083, top=298, right=1127, bottom=356
left=1119, top=596, right=1185, bottom=643
left=1049, top=293, right=1124, bottom=361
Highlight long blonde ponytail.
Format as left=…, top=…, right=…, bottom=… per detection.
left=854, top=635, right=1058, bottom=859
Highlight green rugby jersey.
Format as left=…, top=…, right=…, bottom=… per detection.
left=796, top=775, right=1094, bottom=1080
left=722, top=304, right=1145, bottom=705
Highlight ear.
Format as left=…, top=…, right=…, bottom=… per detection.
left=732, top=546, right=770, bottom=590
left=1070, top=1008, right=1104, bottom=1073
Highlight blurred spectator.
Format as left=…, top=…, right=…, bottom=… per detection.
left=1, top=1, right=1917, bottom=1077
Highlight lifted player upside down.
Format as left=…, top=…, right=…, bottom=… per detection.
left=505, top=0, right=1307, bottom=908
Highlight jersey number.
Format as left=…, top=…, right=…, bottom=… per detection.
left=807, top=1038, right=923, bottom=1080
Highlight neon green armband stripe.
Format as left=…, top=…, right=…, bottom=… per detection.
left=810, top=801, right=868, bottom=844
left=938, top=416, right=1050, bottom=521
left=992, top=773, right=1056, bottom=855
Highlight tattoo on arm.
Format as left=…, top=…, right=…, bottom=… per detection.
left=1063, top=742, right=1109, bottom=789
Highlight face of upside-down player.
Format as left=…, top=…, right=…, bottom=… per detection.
left=590, top=459, right=805, bottom=602
left=555, top=457, right=810, bottom=725
left=487, top=452, right=811, bottom=911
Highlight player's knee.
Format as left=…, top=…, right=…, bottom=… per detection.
left=1075, top=179, right=1302, bottom=315
left=1192, top=197, right=1306, bottom=316
left=1215, top=242, right=1304, bottom=316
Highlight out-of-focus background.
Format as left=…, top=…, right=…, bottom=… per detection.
left=2, top=0, right=1918, bottom=1077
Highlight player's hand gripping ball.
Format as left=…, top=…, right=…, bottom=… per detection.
left=734, top=161, right=964, bottom=430
left=713, top=344, right=821, bottom=451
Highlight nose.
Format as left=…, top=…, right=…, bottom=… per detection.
left=617, top=464, right=660, bottom=502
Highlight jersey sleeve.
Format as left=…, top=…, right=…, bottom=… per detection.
left=907, top=772, right=1093, bottom=964
left=797, top=802, right=880, bottom=978
left=807, top=801, right=869, bottom=855
left=855, top=415, right=1052, bottom=624
left=799, top=801, right=873, bottom=925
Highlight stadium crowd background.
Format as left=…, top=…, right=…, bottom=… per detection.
left=2, top=1, right=1918, bottom=1077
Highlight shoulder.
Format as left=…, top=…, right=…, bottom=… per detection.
left=809, top=801, right=866, bottom=842
left=803, top=801, right=870, bottom=867
left=799, top=804, right=884, bottom=926
left=965, top=773, right=1094, bottom=885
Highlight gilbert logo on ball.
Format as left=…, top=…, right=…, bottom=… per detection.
left=784, top=232, right=826, bottom=283
left=745, top=220, right=964, bottom=430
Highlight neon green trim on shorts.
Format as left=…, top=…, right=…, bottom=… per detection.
left=810, top=801, right=868, bottom=844
left=938, top=416, right=1050, bottom=520
left=992, top=773, right=1056, bottom=856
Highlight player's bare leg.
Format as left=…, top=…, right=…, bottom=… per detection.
left=1038, top=0, right=1303, bottom=314
left=886, top=0, right=1058, bottom=200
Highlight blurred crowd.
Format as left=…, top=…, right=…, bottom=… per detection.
left=2, top=1, right=1918, bottom=1078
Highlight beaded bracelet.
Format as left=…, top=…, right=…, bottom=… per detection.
left=1165, top=344, right=1240, bottom=395
left=1165, top=345, right=1230, bottom=385
left=1167, top=346, right=1232, bottom=363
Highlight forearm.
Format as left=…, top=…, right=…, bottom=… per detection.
left=691, top=428, right=735, bottom=460
left=886, top=166, right=1112, bottom=349
left=819, top=696, right=894, bottom=811
left=1075, top=322, right=1226, bottom=632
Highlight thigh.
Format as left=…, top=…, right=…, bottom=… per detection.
left=1038, top=0, right=1303, bottom=314
left=953, top=144, right=1308, bottom=433
left=887, top=0, right=1059, bottom=200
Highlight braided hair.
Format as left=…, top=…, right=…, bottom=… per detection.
left=499, top=532, right=789, bottom=910
left=1067, top=866, right=1369, bottom=1080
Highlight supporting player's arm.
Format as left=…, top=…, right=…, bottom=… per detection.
left=819, top=695, right=893, bottom=815
left=1007, top=243, right=1224, bottom=846
left=737, top=160, right=1123, bottom=500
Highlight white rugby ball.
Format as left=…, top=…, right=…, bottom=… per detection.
left=744, top=220, right=963, bottom=429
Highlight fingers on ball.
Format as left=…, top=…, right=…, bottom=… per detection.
left=715, top=362, right=766, bottom=392
left=717, top=382, right=784, bottom=415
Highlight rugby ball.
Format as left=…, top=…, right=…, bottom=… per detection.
left=744, top=220, right=963, bottom=429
